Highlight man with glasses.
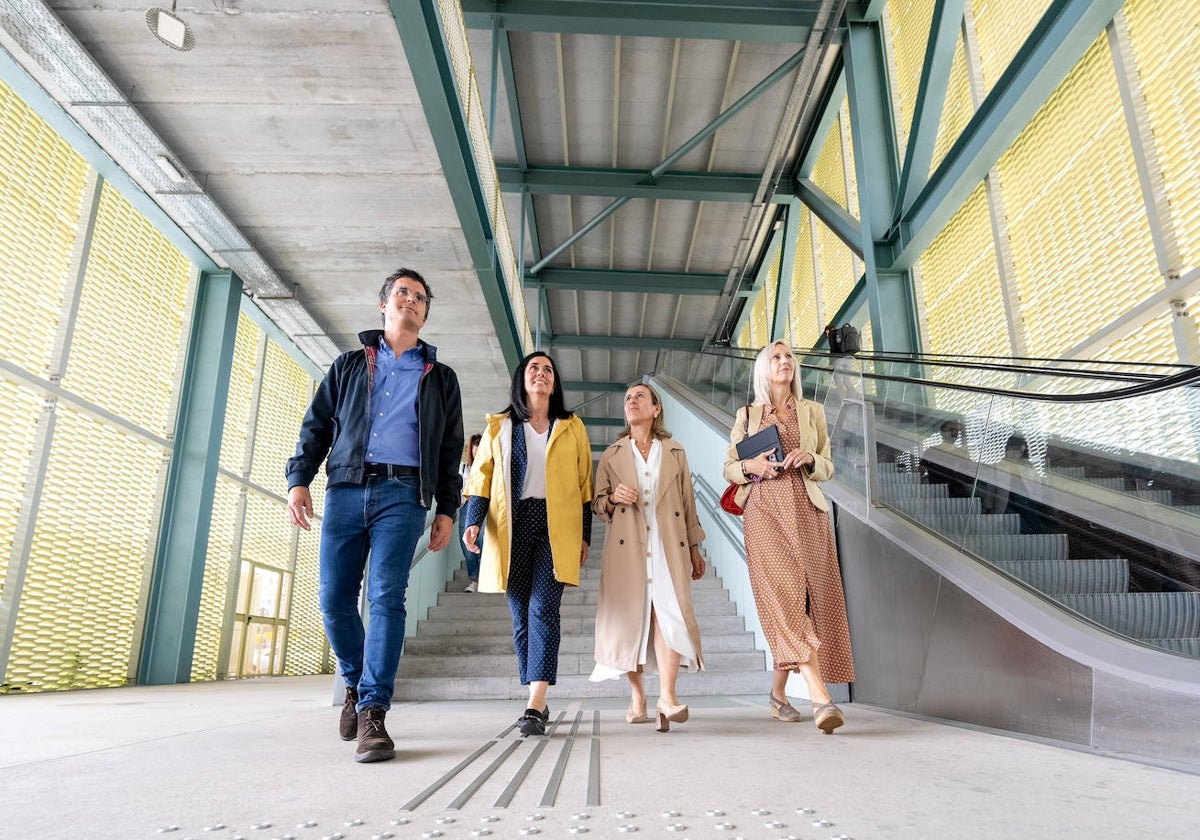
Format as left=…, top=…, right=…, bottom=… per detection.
left=286, top=268, right=464, bottom=763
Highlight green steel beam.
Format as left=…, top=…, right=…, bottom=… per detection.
left=388, top=0, right=525, bottom=368
left=563, top=381, right=629, bottom=392
left=461, top=0, right=865, bottom=42
left=844, top=18, right=918, bottom=353
left=797, top=178, right=864, bottom=257
left=893, top=0, right=967, bottom=219
left=497, top=164, right=790, bottom=203
left=139, top=271, right=241, bottom=685
left=891, top=0, right=1126, bottom=270
left=497, top=30, right=529, bottom=171
left=580, top=416, right=626, bottom=427
left=533, top=268, right=726, bottom=296
left=550, top=335, right=704, bottom=351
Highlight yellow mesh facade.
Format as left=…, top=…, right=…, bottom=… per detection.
left=219, top=314, right=262, bottom=473
left=0, top=80, right=89, bottom=374
left=788, top=207, right=821, bottom=346
left=886, top=0, right=938, bottom=161
left=744, top=245, right=782, bottom=350
left=61, top=185, right=193, bottom=437
left=242, top=492, right=294, bottom=572
left=971, top=0, right=1052, bottom=97
left=996, top=36, right=1159, bottom=358
left=0, top=381, right=44, bottom=598
left=1124, top=0, right=1200, bottom=275
left=1097, top=308, right=1178, bottom=367
left=815, top=216, right=858, bottom=322
left=191, top=477, right=241, bottom=681
left=920, top=183, right=1010, bottom=357
left=6, top=407, right=166, bottom=691
left=249, top=342, right=311, bottom=496
left=812, top=110, right=850, bottom=212
left=284, top=524, right=328, bottom=676
left=930, top=35, right=974, bottom=173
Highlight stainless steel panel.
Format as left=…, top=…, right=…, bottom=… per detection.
left=1093, top=671, right=1200, bottom=771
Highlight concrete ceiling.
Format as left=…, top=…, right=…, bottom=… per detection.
left=2, top=0, right=848, bottom=444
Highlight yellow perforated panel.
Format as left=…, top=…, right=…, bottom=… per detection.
left=6, top=407, right=166, bottom=691
left=920, top=183, right=1010, bottom=358
left=1097, top=308, right=1178, bottom=367
left=0, top=381, right=44, bottom=598
left=219, top=314, right=262, bottom=473
left=284, top=524, right=329, bottom=676
left=242, top=492, right=294, bottom=572
left=61, top=184, right=194, bottom=437
left=744, top=245, right=782, bottom=350
left=788, top=207, right=821, bottom=346
left=249, top=342, right=311, bottom=496
left=1124, top=1, right=1200, bottom=275
left=812, top=109, right=850, bottom=212
left=971, top=0, right=1052, bottom=97
left=931, top=35, right=973, bottom=173
left=815, top=216, right=857, bottom=322
left=997, top=36, right=1159, bottom=358
left=0, top=80, right=89, bottom=374
left=191, top=477, right=241, bottom=681
left=885, top=0, right=937, bottom=162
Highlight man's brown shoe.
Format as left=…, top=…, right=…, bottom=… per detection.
left=355, top=707, right=396, bottom=763
left=339, top=685, right=359, bottom=741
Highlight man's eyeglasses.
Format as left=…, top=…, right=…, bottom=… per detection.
left=392, top=285, right=429, bottom=306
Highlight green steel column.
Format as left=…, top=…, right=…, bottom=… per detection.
left=843, top=20, right=919, bottom=353
left=138, top=270, right=242, bottom=685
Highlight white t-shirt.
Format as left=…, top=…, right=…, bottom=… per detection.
left=521, top=422, right=549, bottom=499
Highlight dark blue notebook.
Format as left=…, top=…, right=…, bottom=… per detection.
left=735, top=424, right=784, bottom=462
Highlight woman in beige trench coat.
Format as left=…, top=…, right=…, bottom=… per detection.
left=591, top=383, right=706, bottom=732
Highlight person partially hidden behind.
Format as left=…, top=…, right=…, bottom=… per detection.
left=920, top=419, right=971, bottom=498
left=285, top=268, right=464, bottom=763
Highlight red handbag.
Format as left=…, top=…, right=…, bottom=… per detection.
left=720, top=481, right=744, bottom=516
left=720, top=404, right=752, bottom=516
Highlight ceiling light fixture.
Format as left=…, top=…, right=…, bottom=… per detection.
left=154, top=154, right=187, bottom=183
left=145, top=3, right=195, bottom=51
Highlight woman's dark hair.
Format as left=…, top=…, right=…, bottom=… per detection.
left=1005, top=433, right=1029, bottom=459
left=504, top=351, right=573, bottom=421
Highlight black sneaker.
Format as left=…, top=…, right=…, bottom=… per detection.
left=339, top=685, right=359, bottom=741
left=355, top=707, right=396, bottom=763
left=518, top=705, right=549, bottom=737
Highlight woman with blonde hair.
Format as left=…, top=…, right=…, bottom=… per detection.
left=722, top=340, right=854, bottom=732
left=591, top=383, right=706, bottom=732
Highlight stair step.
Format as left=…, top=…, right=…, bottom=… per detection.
left=436, top=586, right=731, bottom=609
left=397, top=649, right=766, bottom=678
left=405, top=630, right=759, bottom=657
left=416, top=613, right=750, bottom=637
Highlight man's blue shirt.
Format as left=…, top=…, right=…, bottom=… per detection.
left=366, top=338, right=424, bottom=465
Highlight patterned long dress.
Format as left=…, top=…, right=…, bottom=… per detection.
left=742, top=401, right=855, bottom=682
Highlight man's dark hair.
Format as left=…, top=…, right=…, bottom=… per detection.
left=504, top=351, right=573, bottom=421
left=379, top=268, right=433, bottom=319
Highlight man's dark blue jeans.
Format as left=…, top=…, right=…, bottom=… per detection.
left=318, top=475, right=423, bottom=711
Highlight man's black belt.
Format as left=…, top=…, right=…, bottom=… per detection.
left=364, top=463, right=419, bottom=478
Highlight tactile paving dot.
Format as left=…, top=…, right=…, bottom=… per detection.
left=705, top=810, right=726, bottom=817
left=343, top=820, right=363, bottom=828
left=812, top=819, right=833, bottom=828
left=568, top=827, right=589, bottom=834
left=157, top=828, right=180, bottom=834
left=391, top=818, right=410, bottom=826
left=617, top=825, right=638, bottom=833
left=471, top=831, right=491, bottom=838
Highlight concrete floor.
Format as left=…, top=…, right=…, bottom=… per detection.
left=3, top=675, right=1198, bottom=840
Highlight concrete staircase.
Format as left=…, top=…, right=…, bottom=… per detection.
left=393, top=525, right=766, bottom=700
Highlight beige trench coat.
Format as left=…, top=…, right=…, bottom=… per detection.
left=721, top=401, right=834, bottom=512
left=591, top=437, right=706, bottom=673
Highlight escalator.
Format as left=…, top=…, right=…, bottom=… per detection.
left=651, top=347, right=1200, bottom=770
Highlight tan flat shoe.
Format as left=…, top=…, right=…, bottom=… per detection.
left=813, top=701, right=844, bottom=734
left=626, top=701, right=649, bottom=724
left=769, top=694, right=803, bottom=722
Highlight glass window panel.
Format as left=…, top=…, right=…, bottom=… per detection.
left=5, top=406, right=166, bottom=691
left=242, top=620, right=275, bottom=677
left=250, top=566, right=281, bottom=618
left=996, top=35, right=1159, bottom=358
left=229, top=619, right=244, bottom=678
left=0, top=79, right=90, bottom=375
left=1124, top=1, right=1200, bottom=276
left=237, top=560, right=252, bottom=615
left=279, top=571, right=292, bottom=619
left=60, top=184, right=193, bottom=437
left=273, top=626, right=288, bottom=676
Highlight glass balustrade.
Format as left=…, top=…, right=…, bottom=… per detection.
left=658, top=347, right=1200, bottom=659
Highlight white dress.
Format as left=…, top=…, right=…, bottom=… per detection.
left=589, top=440, right=700, bottom=680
